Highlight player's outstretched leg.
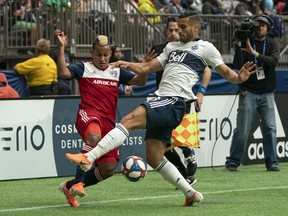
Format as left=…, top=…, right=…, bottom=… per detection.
left=66, top=123, right=129, bottom=171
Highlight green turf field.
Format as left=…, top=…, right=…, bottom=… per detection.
left=1, top=162, right=287, bottom=216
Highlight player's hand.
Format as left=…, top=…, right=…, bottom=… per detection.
left=110, top=60, right=130, bottom=69
left=54, top=29, right=66, bottom=47
left=139, top=49, right=157, bottom=63
left=241, top=38, right=254, bottom=54
left=238, top=61, right=256, bottom=82
left=195, top=93, right=203, bottom=112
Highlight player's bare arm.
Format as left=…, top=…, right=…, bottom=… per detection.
left=111, top=58, right=163, bottom=75
left=215, top=61, right=256, bottom=84
left=195, top=66, right=211, bottom=111
left=54, top=29, right=73, bottom=79
left=128, top=49, right=158, bottom=86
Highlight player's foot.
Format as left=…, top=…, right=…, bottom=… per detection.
left=59, top=182, right=79, bottom=207
left=70, top=182, right=86, bottom=197
left=225, top=164, right=238, bottom=171
left=65, top=153, right=92, bottom=171
left=183, top=191, right=204, bottom=206
left=267, top=166, right=280, bottom=172
left=186, top=176, right=197, bottom=186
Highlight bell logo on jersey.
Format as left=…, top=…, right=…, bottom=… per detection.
left=168, top=52, right=187, bottom=63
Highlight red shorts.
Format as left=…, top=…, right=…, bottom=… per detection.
left=76, top=108, right=119, bottom=164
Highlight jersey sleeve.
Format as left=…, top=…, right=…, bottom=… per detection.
left=67, top=62, right=85, bottom=80
left=204, top=42, right=224, bottom=69
left=119, top=68, right=135, bottom=85
left=157, top=43, right=171, bottom=68
left=157, top=42, right=174, bottom=68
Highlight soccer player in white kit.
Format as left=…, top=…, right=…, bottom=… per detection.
left=66, top=11, right=256, bottom=206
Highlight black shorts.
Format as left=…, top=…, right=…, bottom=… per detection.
left=141, top=96, right=186, bottom=145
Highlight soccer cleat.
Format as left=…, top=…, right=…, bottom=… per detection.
left=183, top=191, right=204, bottom=206
left=65, top=153, right=92, bottom=171
left=70, top=182, right=86, bottom=197
left=59, top=182, right=79, bottom=207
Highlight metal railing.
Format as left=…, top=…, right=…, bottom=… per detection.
left=1, top=0, right=288, bottom=67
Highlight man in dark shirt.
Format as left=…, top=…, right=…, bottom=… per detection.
left=226, top=15, right=280, bottom=172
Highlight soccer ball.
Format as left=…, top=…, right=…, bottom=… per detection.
left=121, top=155, right=147, bottom=182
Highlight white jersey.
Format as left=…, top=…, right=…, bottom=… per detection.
left=155, top=39, right=224, bottom=101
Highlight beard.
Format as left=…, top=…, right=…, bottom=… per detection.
left=254, top=31, right=266, bottom=40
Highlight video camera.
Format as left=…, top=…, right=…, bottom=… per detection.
left=234, top=18, right=259, bottom=42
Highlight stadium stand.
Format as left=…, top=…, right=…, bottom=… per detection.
left=1, top=0, right=288, bottom=95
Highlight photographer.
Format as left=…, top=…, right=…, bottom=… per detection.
left=225, top=15, right=280, bottom=172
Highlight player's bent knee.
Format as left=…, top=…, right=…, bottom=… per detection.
left=86, top=132, right=101, bottom=147
left=120, top=114, right=145, bottom=130
left=98, top=166, right=115, bottom=179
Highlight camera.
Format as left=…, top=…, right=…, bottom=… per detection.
left=234, top=18, right=259, bottom=42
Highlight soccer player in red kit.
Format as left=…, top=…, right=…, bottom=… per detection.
left=54, top=29, right=154, bottom=207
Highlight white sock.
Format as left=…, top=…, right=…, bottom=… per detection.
left=86, top=123, right=129, bottom=162
left=155, top=157, right=196, bottom=197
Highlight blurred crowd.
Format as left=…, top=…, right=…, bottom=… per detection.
left=137, top=0, right=288, bottom=15
left=0, top=0, right=287, bottom=98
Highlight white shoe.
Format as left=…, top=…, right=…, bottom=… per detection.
left=183, top=191, right=204, bottom=206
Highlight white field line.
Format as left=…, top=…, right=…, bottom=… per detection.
left=0, top=186, right=287, bottom=213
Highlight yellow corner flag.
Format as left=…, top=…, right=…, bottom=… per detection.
left=171, top=112, right=200, bottom=149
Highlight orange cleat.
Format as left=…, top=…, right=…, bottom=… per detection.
left=59, top=182, right=79, bottom=207
left=70, top=182, right=86, bottom=197
left=65, top=153, right=92, bottom=171
left=183, top=191, right=204, bottom=206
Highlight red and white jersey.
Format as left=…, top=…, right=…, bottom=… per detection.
left=68, top=61, right=135, bottom=121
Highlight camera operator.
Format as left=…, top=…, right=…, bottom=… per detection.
left=225, top=15, right=280, bottom=172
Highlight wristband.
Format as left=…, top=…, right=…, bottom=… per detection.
left=197, top=85, right=206, bottom=94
